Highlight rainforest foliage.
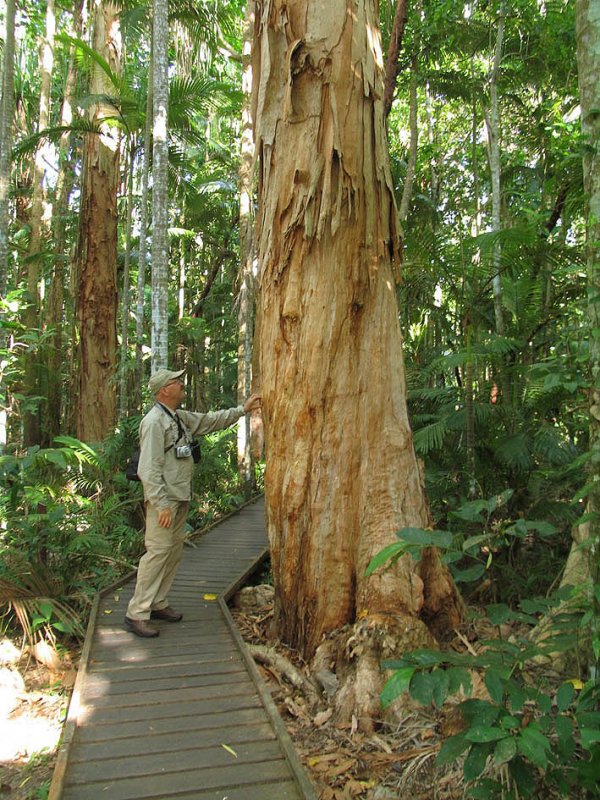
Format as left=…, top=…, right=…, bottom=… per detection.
left=0, top=0, right=598, bottom=795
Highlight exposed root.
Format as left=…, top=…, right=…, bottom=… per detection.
left=247, top=643, right=321, bottom=710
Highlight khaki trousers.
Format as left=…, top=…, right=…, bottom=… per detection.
left=126, top=501, right=189, bottom=620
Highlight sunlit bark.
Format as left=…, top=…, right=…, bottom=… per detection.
left=253, top=0, right=462, bottom=724
left=75, top=0, right=121, bottom=441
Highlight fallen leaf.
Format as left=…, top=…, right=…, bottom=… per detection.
left=203, top=593, right=217, bottom=601
left=314, top=708, right=333, bottom=727
left=221, top=744, right=237, bottom=758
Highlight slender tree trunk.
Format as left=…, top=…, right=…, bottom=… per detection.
left=398, top=55, right=418, bottom=224
left=118, top=141, right=135, bottom=419
left=134, top=61, right=153, bottom=409
left=151, top=0, right=170, bottom=371
left=484, top=6, right=505, bottom=338
left=75, top=0, right=121, bottom=441
left=45, top=0, right=83, bottom=444
left=383, top=0, right=408, bottom=118
left=0, top=0, right=16, bottom=453
left=22, top=0, right=55, bottom=447
left=569, top=0, right=600, bottom=657
left=237, top=0, right=257, bottom=497
left=253, top=0, right=462, bottom=728
left=531, top=0, right=600, bottom=672
left=0, top=0, right=15, bottom=300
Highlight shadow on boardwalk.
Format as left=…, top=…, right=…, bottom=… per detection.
left=49, top=498, right=316, bottom=800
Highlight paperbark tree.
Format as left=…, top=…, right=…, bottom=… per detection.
left=253, top=0, right=462, bottom=727
left=75, top=0, right=121, bottom=441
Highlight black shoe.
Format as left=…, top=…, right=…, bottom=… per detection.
left=125, top=617, right=159, bottom=637
left=150, top=606, right=183, bottom=623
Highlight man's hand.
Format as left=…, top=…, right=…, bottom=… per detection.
left=243, top=393, right=262, bottom=414
left=158, top=507, right=173, bottom=528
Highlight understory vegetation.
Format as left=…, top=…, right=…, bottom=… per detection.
left=0, top=0, right=598, bottom=797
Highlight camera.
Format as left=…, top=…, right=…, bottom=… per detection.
left=175, top=444, right=192, bottom=459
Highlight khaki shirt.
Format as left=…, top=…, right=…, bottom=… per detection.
left=137, top=403, right=244, bottom=513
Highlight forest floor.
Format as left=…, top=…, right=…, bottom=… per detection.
left=0, top=638, right=75, bottom=799
left=230, top=587, right=466, bottom=800
left=0, top=591, right=558, bottom=800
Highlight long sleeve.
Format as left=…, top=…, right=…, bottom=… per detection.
left=179, top=406, right=244, bottom=437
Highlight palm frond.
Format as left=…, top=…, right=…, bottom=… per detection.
left=414, top=419, right=450, bottom=455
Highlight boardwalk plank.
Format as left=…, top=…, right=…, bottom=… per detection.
left=68, top=721, right=276, bottom=761
left=63, top=761, right=301, bottom=800
left=51, top=499, right=315, bottom=800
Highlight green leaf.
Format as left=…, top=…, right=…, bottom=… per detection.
left=410, top=649, right=445, bottom=667
left=462, top=699, right=500, bottom=727
left=432, top=669, right=450, bottom=708
left=556, top=682, right=575, bottom=711
left=463, top=743, right=491, bottom=781
left=452, top=563, right=486, bottom=583
left=580, top=728, right=600, bottom=749
left=509, top=756, right=537, bottom=795
left=44, top=450, right=67, bottom=468
left=396, top=527, right=452, bottom=549
left=484, top=669, right=506, bottom=704
left=38, top=601, right=53, bottom=620
left=365, top=541, right=406, bottom=576
left=447, top=667, right=472, bottom=696
left=462, top=533, right=492, bottom=552
left=555, top=714, right=575, bottom=760
left=506, top=681, right=527, bottom=711
left=494, top=735, right=517, bottom=765
left=436, top=734, right=470, bottom=765
left=381, top=668, right=415, bottom=709
left=487, top=604, right=511, bottom=625
left=467, top=779, right=504, bottom=799
left=450, top=501, right=488, bottom=522
left=465, top=726, right=509, bottom=743
left=517, top=726, right=550, bottom=769
left=410, top=671, right=436, bottom=706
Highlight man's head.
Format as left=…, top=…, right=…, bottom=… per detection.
left=149, top=368, right=186, bottom=409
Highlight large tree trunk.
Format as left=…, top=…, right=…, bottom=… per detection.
left=253, top=0, right=462, bottom=726
left=75, top=0, right=121, bottom=442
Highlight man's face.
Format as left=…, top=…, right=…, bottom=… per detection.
left=161, top=379, right=185, bottom=407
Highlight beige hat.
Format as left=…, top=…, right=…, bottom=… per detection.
left=148, top=368, right=185, bottom=395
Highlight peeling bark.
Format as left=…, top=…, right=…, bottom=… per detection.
left=75, top=0, right=121, bottom=442
left=253, top=0, right=462, bottom=720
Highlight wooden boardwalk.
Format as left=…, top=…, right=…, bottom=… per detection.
left=49, top=498, right=316, bottom=800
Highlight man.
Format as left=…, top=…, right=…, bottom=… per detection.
left=125, top=368, right=261, bottom=638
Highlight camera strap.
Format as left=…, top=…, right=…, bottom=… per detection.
left=156, top=402, right=187, bottom=450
